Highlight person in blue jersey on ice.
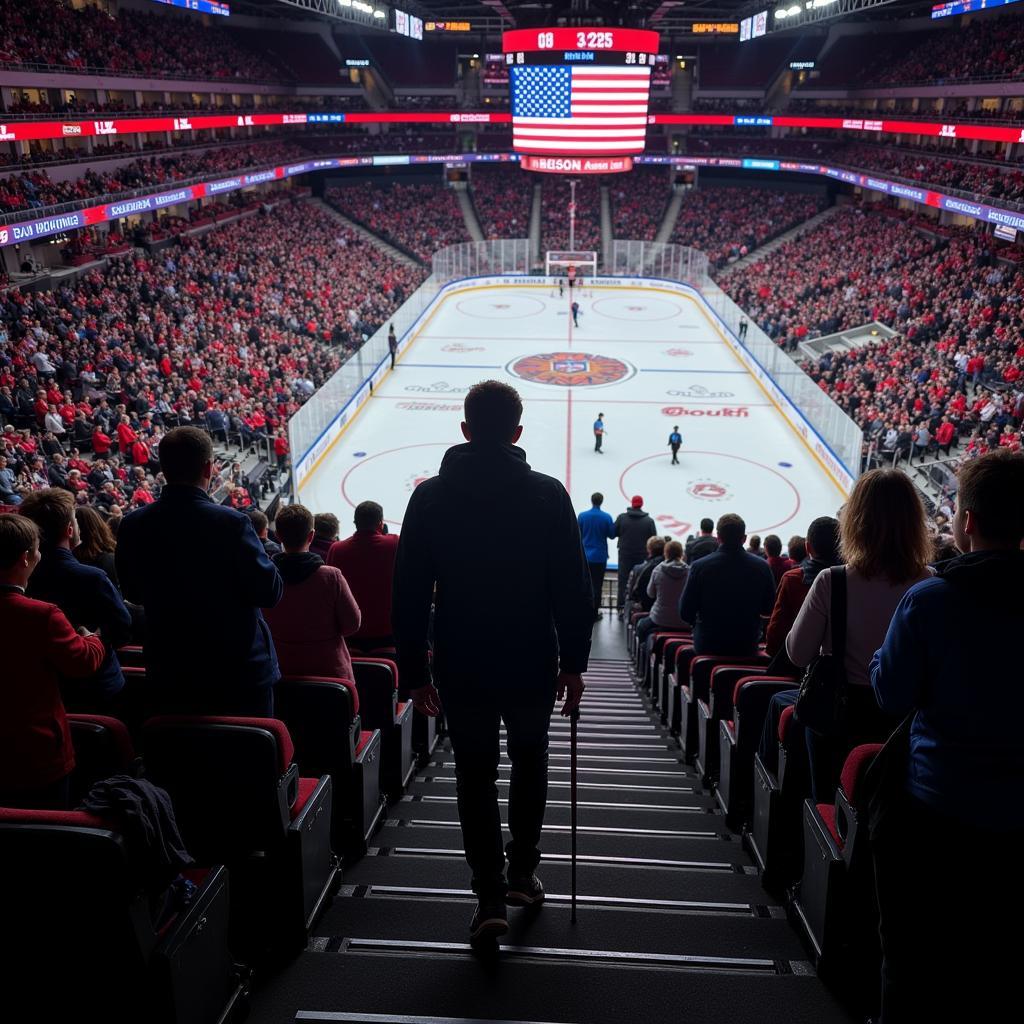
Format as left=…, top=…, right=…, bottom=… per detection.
left=593, top=412, right=605, bottom=453
left=668, top=426, right=682, bottom=465
left=571, top=300, right=580, bottom=328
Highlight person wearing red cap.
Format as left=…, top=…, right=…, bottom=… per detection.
left=614, top=495, right=656, bottom=614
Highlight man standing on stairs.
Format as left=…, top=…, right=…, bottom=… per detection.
left=393, top=380, right=594, bottom=946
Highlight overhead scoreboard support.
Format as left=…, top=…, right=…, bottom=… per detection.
left=503, top=26, right=660, bottom=174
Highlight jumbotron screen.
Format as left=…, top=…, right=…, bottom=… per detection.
left=502, top=27, right=659, bottom=167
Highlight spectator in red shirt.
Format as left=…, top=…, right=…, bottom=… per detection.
left=326, top=500, right=399, bottom=651
left=115, top=415, right=137, bottom=452
left=0, top=514, right=105, bottom=809
left=763, top=534, right=795, bottom=586
left=262, top=504, right=361, bottom=681
left=92, top=426, right=112, bottom=455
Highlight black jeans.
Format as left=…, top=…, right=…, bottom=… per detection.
left=587, top=562, right=606, bottom=619
left=872, top=793, right=1022, bottom=1022
left=440, top=681, right=556, bottom=901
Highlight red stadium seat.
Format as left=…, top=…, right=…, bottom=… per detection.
left=141, top=715, right=337, bottom=959
left=0, top=807, right=244, bottom=1023
left=351, top=657, right=416, bottom=799
left=67, top=713, right=141, bottom=802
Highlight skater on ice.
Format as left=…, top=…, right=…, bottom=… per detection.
left=571, top=300, right=580, bottom=328
left=593, top=413, right=605, bottom=453
left=668, top=426, right=682, bottom=465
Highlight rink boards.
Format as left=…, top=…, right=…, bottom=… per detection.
left=296, top=277, right=850, bottom=566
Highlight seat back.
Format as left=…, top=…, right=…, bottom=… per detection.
left=276, top=676, right=359, bottom=785
left=351, top=658, right=399, bottom=728
left=691, top=653, right=770, bottom=701
left=68, top=714, right=139, bottom=803
left=836, top=742, right=883, bottom=859
left=142, top=716, right=295, bottom=860
left=116, top=645, right=147, bottom=669
left=709, top=664, right=766, bottom=718
left=0, top=809, right=153, bottom=976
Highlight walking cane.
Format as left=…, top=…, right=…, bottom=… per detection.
left=570, top=705, right=580, bottom=924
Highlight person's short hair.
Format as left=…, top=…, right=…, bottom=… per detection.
left=464, top=380, right=523, bottom=443
left=0, top=513, right=38, bottom=569
left=788, top=534, right=809, bottom=563
left=716, top=513, right=746, bottom=548
left=313, top=511, right=339, bottom=541
left=748, top=534, right=762, bottom=550
left=19, top=488, right=75, bottom=546
left=764, top=534, right=782, bottom=558
left=805, top=518, right=837, bottom=562
left=591, top=492, right=603, bottom=507
left=665, top=540, right=684, bottom=561
left=159, top=426, right=213, bottom=485
left=700, top=518, right=714, bottom=534
left=354, top=500, right=384, bottom=532
left=840, top=469, right=930, bottom=582
left=276, top=504, right=314, bottom=550
left=247, top=508, right=268, bottom=534
left=647, top=535, right=666, bottom=556
left=956, top=450, right=1024, bottom=545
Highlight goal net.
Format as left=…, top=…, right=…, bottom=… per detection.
left=545, top=250, right=597, bottom=296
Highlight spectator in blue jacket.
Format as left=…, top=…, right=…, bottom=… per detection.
left=869, top=450, right=1024, bottom=1023
left=116, top=427, right=283, bottom=716
left=20, top=487, right=131, bottom=709
left=679, top=513, right=776, bottom=656
left=578, top=492, right=616, bottom=622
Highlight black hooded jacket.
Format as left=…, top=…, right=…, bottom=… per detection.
left=392, top=441, right=594, bottom=691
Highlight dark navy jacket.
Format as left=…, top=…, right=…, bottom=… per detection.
left=27, top=545, right=131, bottom=702
left=678, top=544, right=776, bottom=656
left=871, top=550, right=1024, bottom=831
left=116, top=484, right=283, bottom=712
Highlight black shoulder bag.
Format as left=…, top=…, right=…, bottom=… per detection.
left=794, top=566, right=848, bottom=737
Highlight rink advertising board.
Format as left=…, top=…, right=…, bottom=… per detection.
left=6, top=109, right=1024, bottom=146
left=4, top=145, right=1024, bottom=251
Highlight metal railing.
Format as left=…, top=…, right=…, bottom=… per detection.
left=0, top=59, right=288, bottom=87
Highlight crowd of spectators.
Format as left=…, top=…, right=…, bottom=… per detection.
left=862, top=13, right=1024, bottom=85
left=721, top=204, right=1024, bottom=459
left=0, top=197, right=423, bottom=510
left=471, top=166, right=533, bottom=240
left=326, top=182, right=469, bottom=265
left=539, top=176, right=601, bottom=255
left=0, top=140, right=309, bottom=215
left=0, top=0, right=285, bottom=81
left=671, top=186, right=824, bottom=268
left=610, top=168, right=671, bottom=241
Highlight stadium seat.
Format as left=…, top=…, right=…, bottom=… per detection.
left=696, top=663, right=768, bottom=786
left=664, top=643, right=697, bottom=732
left=67, top=713, right=141, bottom=802
left=750, top=704, right=810, bottom=892
left=351, top=657, right=416, bottom=799
left=792, top=743, right=883, bottom=977
left=644, top=630, right=691, bottom=700
left=276, top=676, right=385, bottom=854
left=0, top=808, right=244, bottom=1023
left=116, top=644, right=147, bottom=668
left=681, top=654, right=770, bottom=763
left=141, top=715, right=338, bottom=958
left=717, top=676, right=799, bottom=829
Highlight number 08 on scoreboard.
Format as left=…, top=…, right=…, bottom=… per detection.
left=503, top=26, right=660, bottom=169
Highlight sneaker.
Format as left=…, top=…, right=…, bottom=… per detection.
left=469, top=900, right=508, bottom=943
left=506, top=873, right=545, bottom=907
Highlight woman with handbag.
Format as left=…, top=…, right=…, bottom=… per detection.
left=785, top=469, right=932, bottom=800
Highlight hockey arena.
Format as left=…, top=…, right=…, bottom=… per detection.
left=299, top=279, right=847, bottom=554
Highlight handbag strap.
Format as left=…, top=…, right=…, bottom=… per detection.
left=829, top=565, right=848, bottom=665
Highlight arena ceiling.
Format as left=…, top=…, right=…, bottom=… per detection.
left=235, top=0, right=931, bottom=34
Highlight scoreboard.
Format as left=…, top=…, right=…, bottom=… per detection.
left=503, top=26, right=659, bottom=171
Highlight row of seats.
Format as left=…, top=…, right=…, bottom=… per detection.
left=626, top=609, right=883, bottom=1009
left=0, top=645, right=440, bottom=1023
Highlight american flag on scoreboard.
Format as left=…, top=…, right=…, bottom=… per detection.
left=510, top=64, right=651, bottom=154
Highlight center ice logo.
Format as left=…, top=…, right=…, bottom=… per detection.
left=687, top=479, right=732, bottom=502
left=507, top=352, right=634, bottom=387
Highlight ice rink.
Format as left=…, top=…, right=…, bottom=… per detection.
left=298, top=283, right=847, bottom=566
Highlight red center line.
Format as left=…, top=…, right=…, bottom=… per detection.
left=565, top=281, right=574, bottom=492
